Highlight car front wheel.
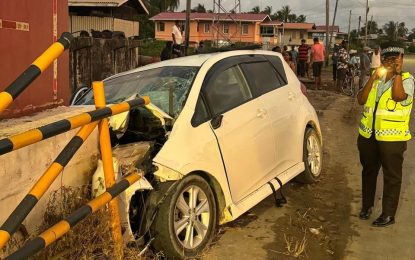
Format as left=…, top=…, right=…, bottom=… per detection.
left=296, top=128, right=322, bottom=183
left=151, top=175, right=217, bottom=258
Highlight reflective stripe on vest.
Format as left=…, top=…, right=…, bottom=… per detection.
left=359, top=72, right=413, bottom=141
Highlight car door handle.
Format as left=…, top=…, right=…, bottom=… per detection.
left=288, top=91, right=295, bottom=100
left=257, top=109, right=267, bottom=118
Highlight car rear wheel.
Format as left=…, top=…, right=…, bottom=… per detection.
left=296, top=128, right=322, bottom=183
left=151, top=175, right=217, bottom=258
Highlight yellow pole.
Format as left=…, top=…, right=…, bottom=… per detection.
left=92, top=81, right=123, bottom=259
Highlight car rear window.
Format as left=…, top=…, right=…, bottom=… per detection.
left=241, top=60, right=287, bottom=96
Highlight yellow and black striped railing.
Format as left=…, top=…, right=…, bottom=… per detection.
left=5, top=172, right=141, bottom=260
left=0, top=32, right=73, bottom=114
left=0, top=96, right=149, bottom=250
left=0, top=97, right=150, bottom=156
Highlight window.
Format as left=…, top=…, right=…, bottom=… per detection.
left=204, top=23, right=210, bottom=33
left=157, top=22, right=165, bottom=32
left=260, top=26, right=274, bottom=36
left=242, top=24, right=249, bottom=34
left=204, top=65, right=252, bottom=116
left=241, top=61, right=286, bottom=95
left=223, top=24, right=229, bottom=34
left=192, top=96, right=210, bottom=126
left=265, top=55, right=288, bottom=85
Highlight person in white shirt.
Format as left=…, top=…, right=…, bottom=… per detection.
left=172, top=21, right=183, bottom=45
left=370, top=46, right=381, bottom=73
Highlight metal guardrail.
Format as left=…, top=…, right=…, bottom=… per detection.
left=0, top=35, right=151, bottom=259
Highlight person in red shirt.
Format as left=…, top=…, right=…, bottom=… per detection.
left=298, top=39, right=309, bottom=77
left=310, top=37, right=326, bottom=90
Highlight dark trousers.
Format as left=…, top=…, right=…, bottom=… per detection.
left=297, top=60, right=307, bottom=77
left=357, top=134, right=407, bottom=216
left=333, top=63, right=337, bottom=80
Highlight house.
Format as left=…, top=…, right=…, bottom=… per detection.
left=309, top=25, right=347, bottom=46
left=150, top=12, right=271, bottom=45
left=150, top=12, right=347, bottom=48
left=68, top=0, right=149, bottom=38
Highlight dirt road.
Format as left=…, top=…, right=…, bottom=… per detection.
left=204, top=58, right=415, bottom=259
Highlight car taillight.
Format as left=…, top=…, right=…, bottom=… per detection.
left=300, top=82, right=308, bottom=97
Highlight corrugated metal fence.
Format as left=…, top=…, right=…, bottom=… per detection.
left=69, top=16, right=139, bottom=37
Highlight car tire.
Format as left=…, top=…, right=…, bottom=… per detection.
left=296, top=128, right=323, bottom=184
left=151, top=175, right=217, bottom=258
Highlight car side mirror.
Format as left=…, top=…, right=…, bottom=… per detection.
left=70, top=86, right=90, bottom=105
left=211, top=114, right=223, bottom=129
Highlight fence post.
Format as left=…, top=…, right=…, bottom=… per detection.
left=92, top=81, right=123, bottom=259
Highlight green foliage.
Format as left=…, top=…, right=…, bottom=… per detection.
left=408, top=45, right=415, bottom=53
left=271, top=5, right=306, bottom=23
left=191, top=3, right=206, bottom=13
left=140, top=40, right=166, bottom=57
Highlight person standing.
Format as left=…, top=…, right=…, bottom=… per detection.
left=371, top=46, right=381, bottom=74
left=298, top=39, right=309, bottom=77
left=359, top=47, right=371, bottom=89
left=172, top=20, right=183, bottom=57
left=310, top=38, right=326, bottom=90
left=336, top=40, right=349, bottom=91
left=283, top=51, right=296, bottom=72
left=357, top=47, right=414, bottom=227
left=332, top=44, right=339, bottom=82
left=290, top=46, right=298, bottom=72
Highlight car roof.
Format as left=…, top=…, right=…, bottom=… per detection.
left=105, top=50, right=283, bottom=80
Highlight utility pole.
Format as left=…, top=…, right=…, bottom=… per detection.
left=329, top=0, right=339, bottom=51
left=358, top=16, right=361, bottom=36
left=184, top=0, right=191, bottom=55
left=347, top=10, right=351, bottom=50
left=364, top=0, right=369, bottom=46
left=325, top=0, right=330, bottom=66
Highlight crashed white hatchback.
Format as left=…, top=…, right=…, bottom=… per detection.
left=74, top=50, right=323, bottom=258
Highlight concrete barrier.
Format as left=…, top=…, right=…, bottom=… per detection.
left=0, top=106, right=99, bottom=236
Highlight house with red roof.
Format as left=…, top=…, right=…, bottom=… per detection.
left=150, top=12, right=346, bottom=47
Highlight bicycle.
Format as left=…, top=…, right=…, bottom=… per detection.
left=341, top=65, right=361, bottom=97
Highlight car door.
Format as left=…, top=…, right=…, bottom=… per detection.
left=241, top=55, right=300, bottom=175
left=199, top=57, right=277, bottom=203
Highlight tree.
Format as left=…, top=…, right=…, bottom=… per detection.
left=383, top=21, right=408, bottom=41
left=145, top=0, right=180, bottom=12
left=250, top=6, right=260, bottom=14
left=408, top=28, right=415, bottom=42
left=383, top=21, right=397, bottom=40
left=262, top=6, right=272, bottom=15
left=361, top=20, right=379, bottom=35
left=397, top=22, right=408, bottom=37
left=191, top=3, right=206, bottom=13
left=296, top=15, right=307, bottom=23
left=275, top=5, right=292, bottom=22
left=272, top=5, right=306, bottom=23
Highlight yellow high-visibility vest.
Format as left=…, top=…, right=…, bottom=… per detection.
left=359, top=72, right=413, bottom=141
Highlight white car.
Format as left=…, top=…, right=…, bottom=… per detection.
left=74, top=50, right=323, bottom=258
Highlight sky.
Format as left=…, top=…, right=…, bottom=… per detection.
left=178, top=0, right=415, bottom=33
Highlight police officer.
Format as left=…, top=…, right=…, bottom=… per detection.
left=357, top=47, right=414, bottom=227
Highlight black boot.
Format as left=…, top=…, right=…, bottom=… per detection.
left=372, top=214, right=395, bottom=227
left=359, top=207, right=372, bottom=220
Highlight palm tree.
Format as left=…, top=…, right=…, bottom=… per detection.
left=276, top=5, right=292, bottom=22
left=383, top=21, right=397, bottom=40
left=192, top=3, right=206, bottom=13
left=146, top=0, right=180, bottom=12
left=251, top=6, right=260, bottom=14
left=263, top=6, right=272, bottom=15
left=296, top=15, right=307, bottom=23
left=397, top=22, right=408, bottom=37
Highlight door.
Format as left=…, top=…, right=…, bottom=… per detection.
left=202, top=62, right=277, bottom=203
left=241, top=56, right=300, bottom=175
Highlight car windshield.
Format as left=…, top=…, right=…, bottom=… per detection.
left=76, top=66, right=199, bottom=118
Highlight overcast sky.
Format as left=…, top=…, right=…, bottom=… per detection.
left=178, top=0, right=415, bottom=33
